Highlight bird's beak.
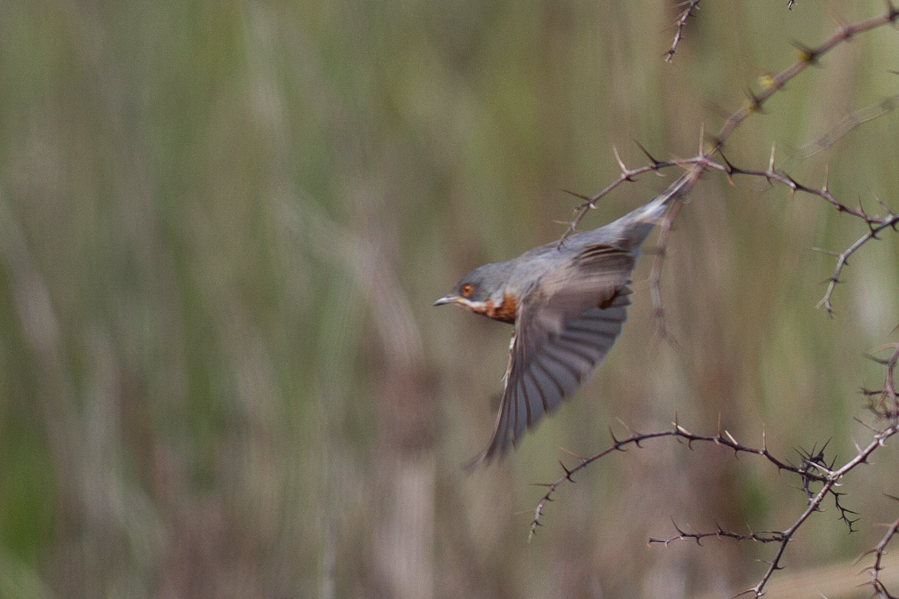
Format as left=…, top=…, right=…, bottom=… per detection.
left=433, top=295, right=457, bottom=306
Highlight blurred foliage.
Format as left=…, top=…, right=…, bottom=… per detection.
left=0, top=0, right=897, bottom=597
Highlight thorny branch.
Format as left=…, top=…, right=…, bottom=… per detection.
left=530, top=418, right=898, bottom=595
left=567, top=3, right=899, bottom=240
left=646, top=425, right=896, bottom=598
left=530, top=345, right=899, bottom=597
left=649, top=520, right=786, bottom=547
left=814, top=216, right=899, bottom=314
left=665, top=0, right=814, bottom=59
left=716, top=152, right=899, bottom=315
left=567, top=146, right=899, bottom=318
left=710, top=6, right=899, bottom=154
left=559, top=6, right=899, bottom=333
left=861, top=497, right=899, bottom=599
left=864, top=344, right=899, bottom=420
left=560, top=147, right=684, bottom=237
left=530, top=415, right=824, bottom=542
left=665, top=0, right=702, bottom=62
left=535, top=7, right=899, bottom=596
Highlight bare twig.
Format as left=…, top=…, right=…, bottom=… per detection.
left=560, top=151, right=711, bottom=242
left=531, top=294, right=899, bottom=551
left=530, top=416, right=898, bottom=596
left=864, top=344, right=899, bottom=421
left=531, top=5, right=899, bottom=597
left=565, top=143, right=899, bottom=317
left=665, top=0, right=702, bottom=62
left=562, top=6, right=899, bottom=315
left=649, top=520, right=784, bottom=546
left=711, top=7, right=899, bottom=153
left=864, top=503, right=899, bottom=598
left=816, top=217, right=899, bottom=315
left=782, top=93, right=899, bottom=172
left=529, top=415, right=824, bottom=542
left=648, top=196, right=683, bottom=346
left=559, top=149, right=677, bottom=240
left=532, top=347, right=899, bottom=592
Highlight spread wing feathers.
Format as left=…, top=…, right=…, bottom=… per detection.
left=546, top=243, right=636, bottom=316
left=464, top=285, right=632, bottom=468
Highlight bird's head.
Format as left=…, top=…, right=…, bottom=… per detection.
left=434, top=260, right=517, bottom=321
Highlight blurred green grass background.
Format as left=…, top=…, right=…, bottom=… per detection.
left=0, top=1, right=897, bottom=597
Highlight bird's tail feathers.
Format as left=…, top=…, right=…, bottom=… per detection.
left=610, top=170, right=698, bottom=247
left=632, top=172, right=695, bottom=223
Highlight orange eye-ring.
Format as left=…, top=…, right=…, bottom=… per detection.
left=460, top=283, right=474, bottom=297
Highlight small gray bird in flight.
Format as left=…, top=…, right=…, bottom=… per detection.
left=435, top=174, right=694, bottom=467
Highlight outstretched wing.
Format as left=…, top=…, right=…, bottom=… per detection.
left=465, top=244, right=635, bottom=467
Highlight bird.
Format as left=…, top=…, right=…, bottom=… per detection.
left=434, top=174, right=694, bottom=467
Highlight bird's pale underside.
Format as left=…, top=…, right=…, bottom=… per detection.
left=435, top=175, right=694, bottom=467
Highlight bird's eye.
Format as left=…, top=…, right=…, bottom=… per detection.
left=460, top=283, right=474, bottom=297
